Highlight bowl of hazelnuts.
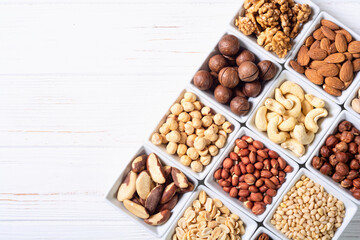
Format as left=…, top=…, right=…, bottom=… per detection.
left=191, top=33, right=282, bottom=123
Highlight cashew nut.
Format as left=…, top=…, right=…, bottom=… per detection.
left=291, top=123, right=315, bottom=145
left=275, top=88, right=294, bottom=109
left=278, top=116, right=297, bottom=131
left=266, top=111, right=281, bottom=122
left=304, top=108, right=328, bottom=133
left=297, top=113, right=305, bottom=123
left=285, top=94, right=302, bottom=118
left=265, top=98, right=285, bottom=115
left=301, top=99, right=313, bottom=115
left=305, top=94, right=325, bottom=108
left=280, top=81, right=305, bottom=102
left=281, top=139, right=306, bottom=157
left=255, top=106, right=268, bottom=132
left=267, top=115, right=290, bottom=144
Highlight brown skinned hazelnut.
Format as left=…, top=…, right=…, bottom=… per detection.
left=348, top=170, right=359, bottom=180
left=257, top=60, right=277, bottom=81
left=329, top=155, right=338, bottom=166
left=242, top=81, right=262, bottom=98
left=338, top=120, right=352, bottom=132
left=355, top=136, right=360, bottom=145
left=351, top=127, right=360, bottom=136
left=218, top=67, right=240, bottom=88
left=320, top=146, right=331, bottom=158
left=341, top=179, right=353, bottom=188
left=320, top=162, right=332, bottom=175
left=312, top=156, right=324, bottom=169
left=230, top=96, right=250, bottom=115
left=236, top=49, right=255, bottom=66
left=325, top=135, right=339, bottom=147
left=335, top=142, right=348, bottom=152
left=335, top=162, right=349, bottom=176
left=353, top=189, right=360, bottom=200
left=209, top=54, right=228, bottom=73
left=335, top=151, right=349, bottom=163
left=193, top=70, right=213, bottom=90
left=218, top=34, right=240, bottom=57
left=349, top=142, right=358, bottom=154
left=354, top=178, right=360, bottom=188
left=340, top=131, right=354, bottom=143
left=350, top=159, right=360, bottom=170
left=332, top=172, right=345, bottom=182
left=214, top=85, right=232, bottom=104
left=238, top=61, right=259, bottom=82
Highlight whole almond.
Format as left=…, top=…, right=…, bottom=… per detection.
left=309, top=60, right=326, bottom=70
left=320, top=38, right=331, bottom=53
left=325, top=77, right=345, bottom=90
left=305, top=69, right=324, bottom=85
left=329, top=42, right=337, bottom=54
left=349, top=41, right=360, bottom=53
left=321, top=26, right=336, bottom=41
left=324, top=53, right=345, bottom=63
left=318, top=63, right=340, bottom=77
left=297, top=45, right=310, bottom=66
left=335, top=29, right=352, bottom=43
left=305, top=36, right=315, bottom=47
left=339, top=60, right=354, bottom=82
left=321, top=19, right=340, bottom=30
left=344, top=52, right=353, bottom=61
left=335, top=33, right=348, bottom=53
left=290, top=60, right=305, bottom=74
left=310, top=40, right=320, bottom=50
left=323, top=84, right=341, bottom=96
left=353, top=53, right=360, bottom=58
left=353, top=59, right=360, bottom=72
left=308, top=48, right=328, bottom=60
left=344, top=79, right=353, bottom=89
left=313, top=28, right=325, bottom=40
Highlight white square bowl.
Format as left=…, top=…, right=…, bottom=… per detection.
left=147, top=86, right=241, bottom=180
left=246, top=70, right=341, bottom=164
left=263, top=168, right=358, bottom=240
left=250, top=226, right=280, bottom=240
left=204, top=127, right=299, bottom=222
left=104, top=145, right=199, bottom=238
left=189, top=31, right=282, bottom=124
left=229, top=0, right=320, bottom=64
left=344, top=79, right=360, bottom=118
left=162, top=185, right=258, bottom=240
left=285, top=11, right=360, bottom=105
left=306, top=110, right=360, bottom=205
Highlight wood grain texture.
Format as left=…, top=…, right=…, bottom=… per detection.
left=0, top=0, right=359, bottom=239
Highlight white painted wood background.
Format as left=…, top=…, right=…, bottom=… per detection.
left=0, top=0, right=359, bottom=239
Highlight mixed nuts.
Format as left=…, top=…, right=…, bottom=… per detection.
left=117, top=152, right=193, bottom=225
left=213, top=135, right=293, bottom=215
left=254, top=80, right=328, bottom=157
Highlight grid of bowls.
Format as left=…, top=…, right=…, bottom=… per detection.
left=204, top=126, right=299, bottom=222
left=105, top=1, right=360, bottom=238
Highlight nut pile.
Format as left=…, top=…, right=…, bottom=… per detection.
left=351, top=88, right=360, bottom=113
left=213, top=135, right=293, bottom=215
left=117, top=153, right=194, bottom=225
left=254, top=81, right=328, bottom=157
left=151, top=91, right=234, bottom=172
left=290, top=19, right=360, bottom=96
left=270, top=175, right=345, bottom=239
left=193, top=34, right=277, bottom=116
left=311, top=120, right=360, bottom=200
left=235, top=0, right=312, bottom=58
left=172, top=190, right=245, bottom=240
left=256, top=233, right=272, bottom=240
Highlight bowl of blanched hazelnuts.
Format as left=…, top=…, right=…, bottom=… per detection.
left=193, top=34, right=278, bottom=116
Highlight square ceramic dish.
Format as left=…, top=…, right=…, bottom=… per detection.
left=306, top=110, right=360, bottom=205
left=189, top=31, right=282, bottom=124
left=344, top=79, right=360, bottom=118
left=147, top=86, right=241, bottom=180
left=263, top=168, right=358, bottom=240
left=246, top=70, right=341, bottom=164
left=204, top=127, right=299, bottom=222
left=104, top=145, right=199, bottom=238
left=229, top=0, right=320, bottom=64
left=250, top=226, right=280, bottom=240
left=162, top=185, right=258, bottom=240
left=285, top=11, right=360, bottom=105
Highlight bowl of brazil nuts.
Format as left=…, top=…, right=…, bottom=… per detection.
left=105, top=145, right=198, bottom=238
left=205, top=127, right=299, bottom=222
left=163, top=185, right=257, bottom=240
left=264, top=168, right=358, bottom=240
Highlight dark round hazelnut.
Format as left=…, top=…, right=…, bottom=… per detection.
left=335, top=151, right=349, bottom=163
left=355, top=136, right=360, bottom=145
left=349, top=142, right=358, bottom=154
left=329, top=154, right=338, bottom=166
left=238, top=61, right=259, bottom=82
left=242, top=81, right=262, bottom=98
left=350, top=159, right=360, bottom=170
left=320, top=146, right=332, bottom=158
left=320, top=162, right=332, bottom=175
left=332, top=172, right=345, bottom=182
left=351, top=127, right=360, bottom=136
left=340, top=131, right=354, bottom=143
left=214, top=85, right=232, bottom=104
left=236, top=50, right=255, bottom=66
left=348, top=170, right=359, bottom=180
left=230, top=96, right=250, bottom=115
left=312, top=156, right=324, bottom=169
left=218, top=67, right=240, bottom=88
left=341, top=179, right=353, bottom=188
left=335, top=162, right=349, bottom=176
left=335, top=141, right=348, bottom=152
left=218, top=34, right=240, bottom=57
left=193, top=70, right=213, bottom=90
left=257, top=60, right=277, bottom=81
left=208, top=54, right=228, bottom=73
left=325, top=135, right=339, bottom=147
left=338, top=120, right=352, bottom=132
left=353, top=178, right=360, bottom=188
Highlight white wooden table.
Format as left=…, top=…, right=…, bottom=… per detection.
left=0, top=0, right=359, bottom=239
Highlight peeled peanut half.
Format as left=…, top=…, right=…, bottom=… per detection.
left=171, top=167, right=189, bottom=189
left=144, top=209, right=171, bottom=226
left=123, top=199, right=149, bottom=219
left=136, top=171, right=154, bottom=200
left=117, top=171, right=137, bottom=202
left=146, top=153, right=166, bottom=184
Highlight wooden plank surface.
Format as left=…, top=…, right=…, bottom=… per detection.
left=0, top=0, right=359, bottom=239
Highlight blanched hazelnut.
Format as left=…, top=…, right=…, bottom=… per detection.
left=177, top=144, right=188, bottom=156
left=196, top=128, right=205, bottom=137
left=222, top=121, right=234, bottom=133
left=202, top=116, right=213, bottom=128
left=179, top=132, right=187, bottom=144
left=178, top=121, right=185, bottom=132
left=191, top=160, right=204, bottom=172
left=186, top=134, right=197, bottom=147
left=160, top=134, right=168, bottom=144
left=200, top=155, right=211, bottom=166
left=180, top=155, right=192, bottom=166
left=151, top=133, right=163, bottom=145
left=184, top=92, right=197, bottom=102
left=187, top=147, right=199, bottom=160
left=178, top=112, right=191, bottom=122
left=167, top=114, right=177, bottom=121
left=201, top=106, right=213, bottom=116
left=215, top=135, right=226, bottom=148
left=166, top=142, right=178, bottom=154
left=184, top=122, right=195, bottom=135
left=170, top=103, right=183, bottom=115
left=192, top=118, right=202, bottom=129
left=166, top=130, right=181, bottom=143
left=194, top=137, right=208, bottom=151
left=207, top=124, right=219, bottom=134
left=189, top=110, right=202, bottom=119
left=209, top=145, right=219, bottom=156
left=182, top=101, right=194, bottom=112
left=198, top=147, right=209, bottom=156
left=166, top=118, right=178, bottom=131
left=218, top=130, right=227, bottom=138
left=193, top=101, right=202, bottom=110
left=159, top=123, right=170, bottom=134
left=213, top=113, right=226, bottom=125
